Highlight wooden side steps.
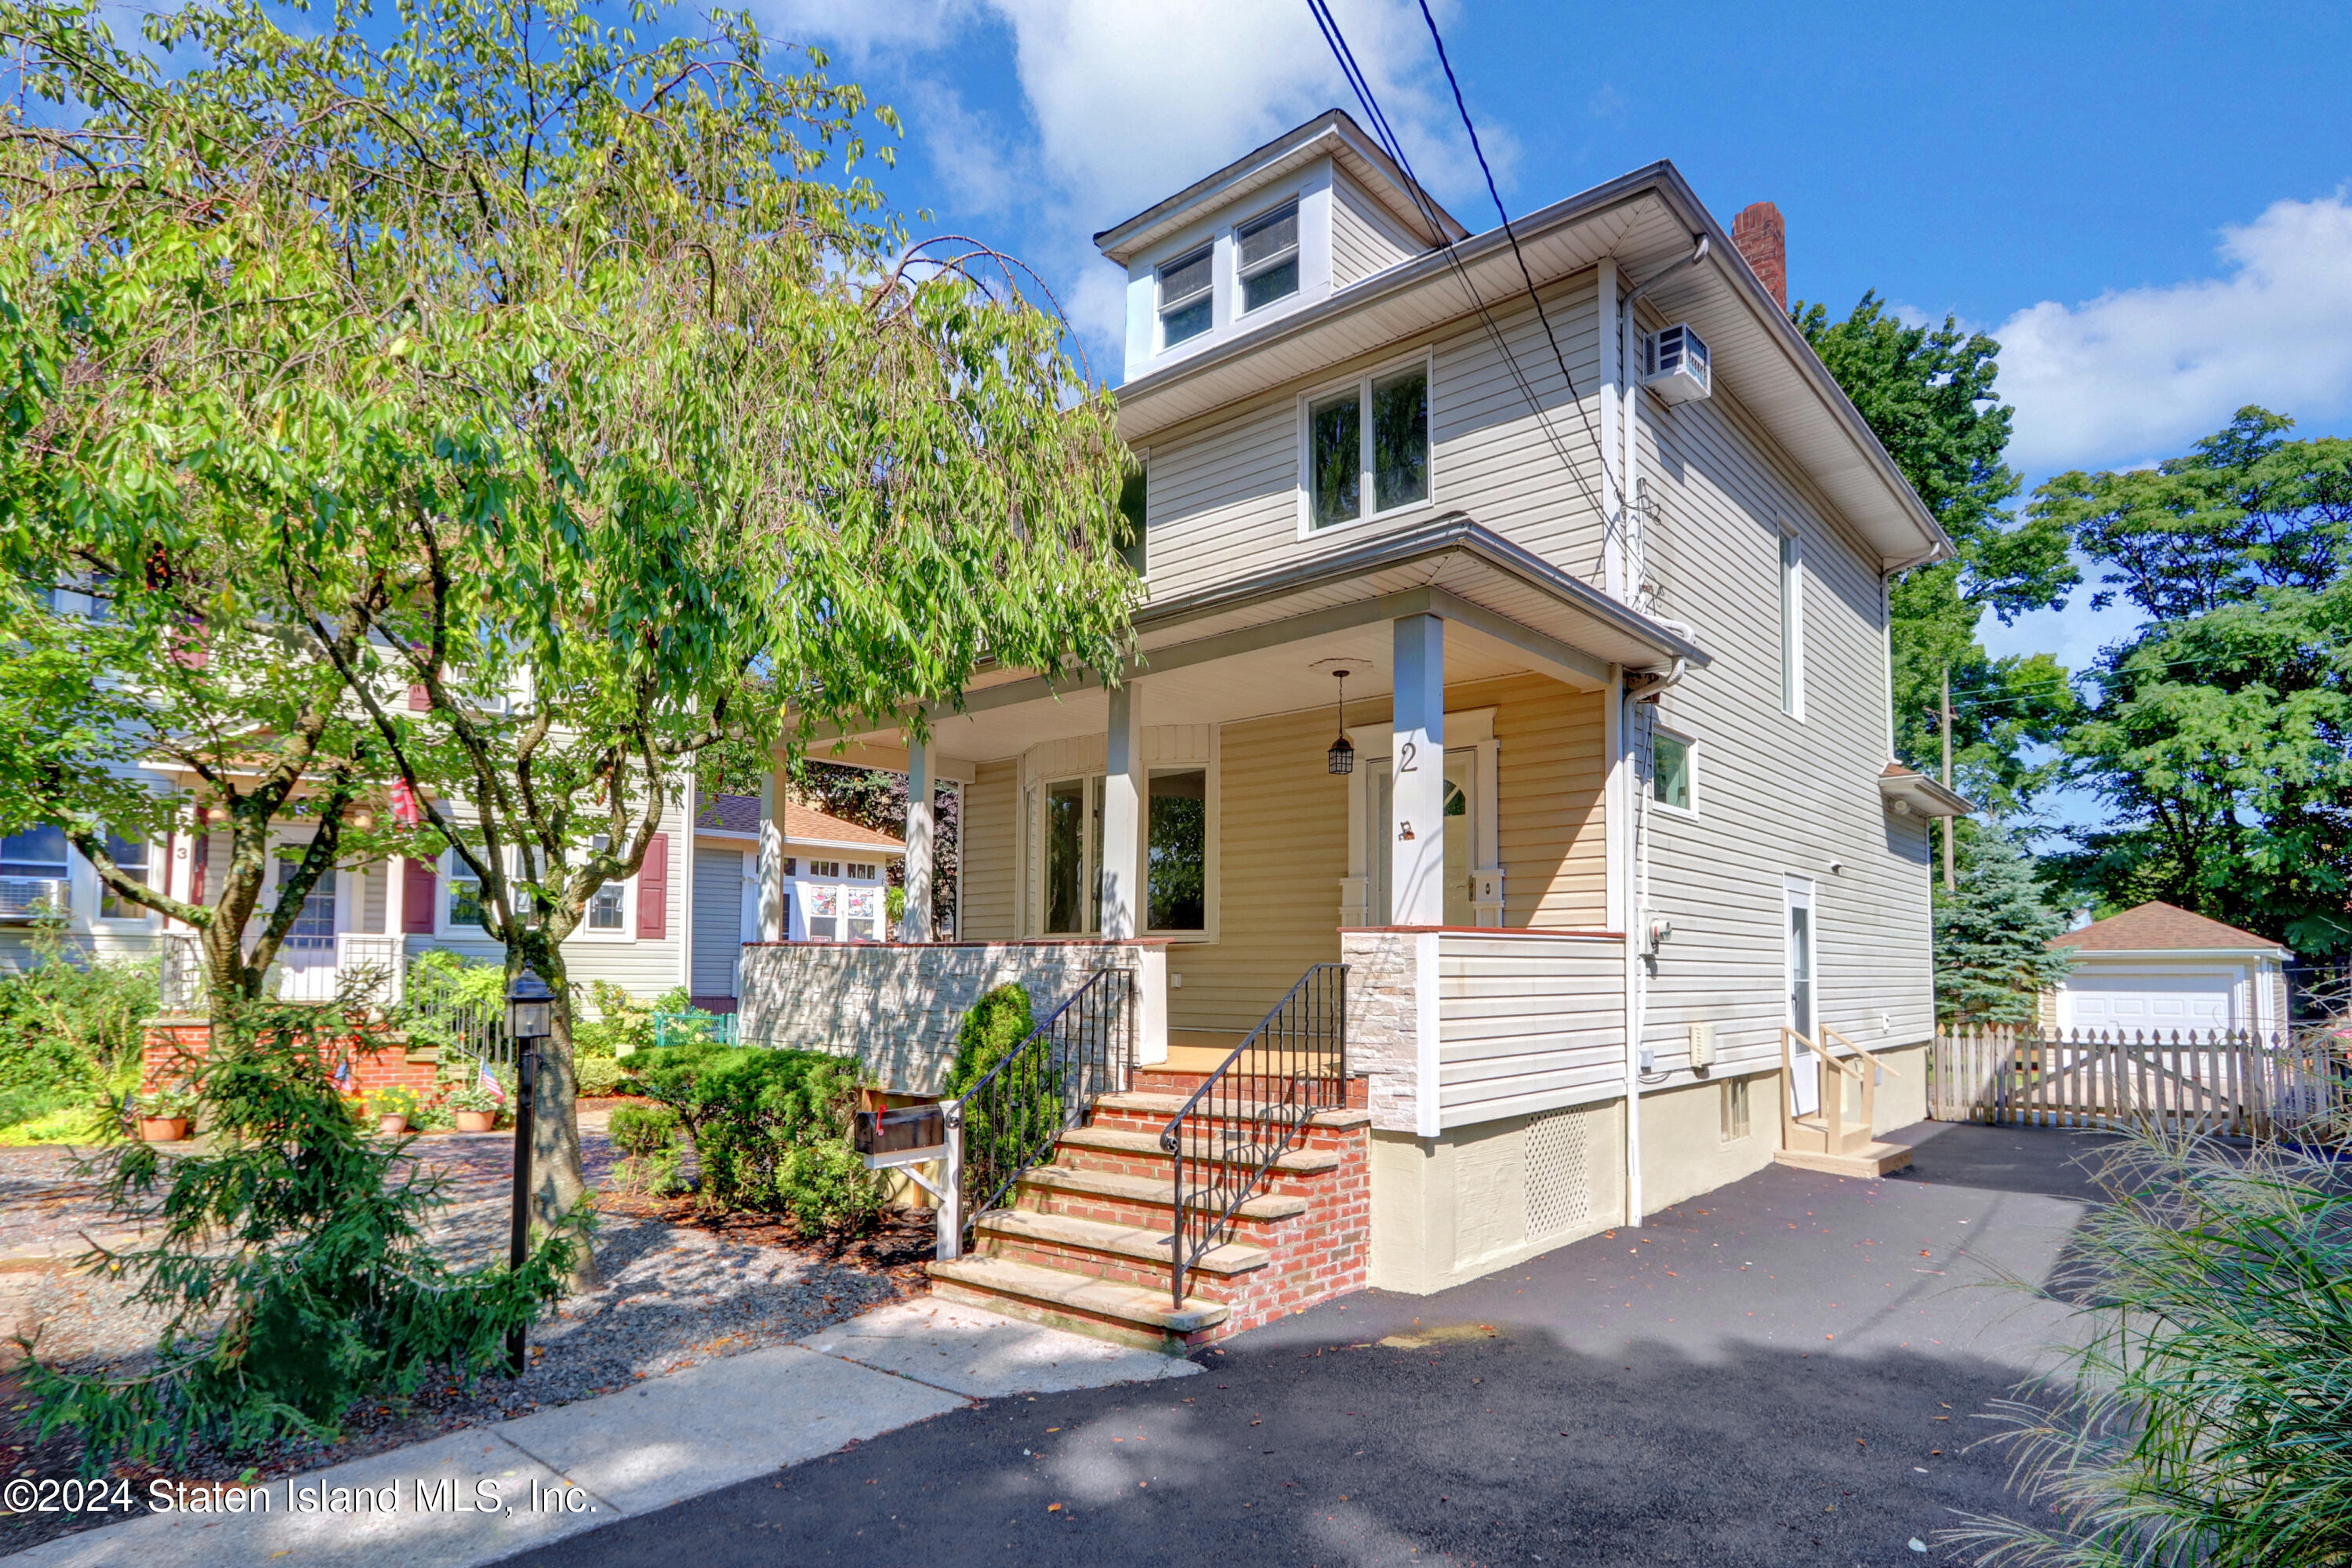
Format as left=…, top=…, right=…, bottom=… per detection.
left=927, top=1082, right=1371, bottom=1354
left=1772, top=1025, right=1914, bottom=1178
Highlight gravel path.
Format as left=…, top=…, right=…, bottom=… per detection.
left=0, top=1107, right=934, bottom=1555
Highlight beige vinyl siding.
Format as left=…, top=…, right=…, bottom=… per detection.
left=1138, top=275, right=1613, bottom=601
left=1475, top=674, right=1609, bottom=928
left=1628, top=356, right=1934, bottom=1084
left=359, top=862, right=388, bottom=934
left=956, top=759, right=1019, bottom=940
left=1330, top=170, right=1424, bottom=289
left=1166, top=707, right=1348, bottom=1032
left=1437, top=931, right=1627, bottom=1127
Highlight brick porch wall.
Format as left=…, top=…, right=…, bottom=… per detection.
left=139, top=1017, right=440, bottom=1100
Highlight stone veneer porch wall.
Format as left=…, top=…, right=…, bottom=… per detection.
left=735, top=941, right=1160, bottom=1095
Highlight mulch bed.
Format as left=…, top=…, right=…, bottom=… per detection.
left=0, top=1114, right=939, bottom=1555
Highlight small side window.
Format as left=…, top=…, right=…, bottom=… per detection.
left=1652, top=731, right=1693, bottom=813
left=1158, top=246, right=1213, bottom=347
left=1236, top=201, right=1300, bottom=314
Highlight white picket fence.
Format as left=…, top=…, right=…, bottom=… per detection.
left=1931, top=1025, right=2350, bottom=1140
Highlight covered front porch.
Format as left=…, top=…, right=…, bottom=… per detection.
left=744, top=516, right=1703, bottom=1133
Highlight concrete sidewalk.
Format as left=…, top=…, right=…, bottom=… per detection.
left=7, top=1298, right=1197, bottom=1567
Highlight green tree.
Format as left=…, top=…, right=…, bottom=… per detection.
left=1933, top=820, right=2076, bottom=1025
left=2031, top=410, right=2352, bottom=955
left=1795, top=293, right=2079, bottom=807
left=1, top=0, right=1138, bottom=1279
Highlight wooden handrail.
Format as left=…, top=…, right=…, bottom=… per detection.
left=1821, top=1024, right=1902, bottom=1080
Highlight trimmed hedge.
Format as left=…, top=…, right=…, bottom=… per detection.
left=622, top=1045, right=881, bottom=1234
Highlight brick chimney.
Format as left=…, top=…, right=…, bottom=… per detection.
left=1731, top=201, right=1786, bottom=310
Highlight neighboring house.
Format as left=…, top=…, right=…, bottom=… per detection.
left=688, top=793, right=905, bottom=1011
left=737, top=110, right=1969, bottom=1331
left=2046, top=901, right=2292, bottom=1036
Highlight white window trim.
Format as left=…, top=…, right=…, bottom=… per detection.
left=1145, top=744, right=1221, bottom=943
left=1016, top=728, right=1219, bottom=942
left=1779, top=522, right=1806, bottom=721
left=1650, top=724, right=1700, bottom=819
left=1295, top=349, right=1439, bottom=540
left=437, top=847, right=490, bottom=939
left=1156, top=243, right=1215, bottom=352
left=89, top=833, right=160, bottom=926
left=1232, top=198, right=1301, bottom=318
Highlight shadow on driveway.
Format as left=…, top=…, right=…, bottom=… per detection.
left=526, top=1120, right=2100, bottom=1567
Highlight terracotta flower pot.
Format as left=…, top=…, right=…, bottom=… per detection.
left=140, top=1116, right=191, bottom=1143
left=378, top=1113, right=411, bottom=1137
left=456, top=1110, right=497, bottom=1133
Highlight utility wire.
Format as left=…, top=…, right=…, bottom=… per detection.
left=1305, top=0, right=1613, bottom=524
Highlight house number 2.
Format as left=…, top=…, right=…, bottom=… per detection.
left=1396, top=741, right=1419, bottom=772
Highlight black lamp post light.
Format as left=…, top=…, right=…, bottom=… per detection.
left=504, top=967, right=554, bottom=1376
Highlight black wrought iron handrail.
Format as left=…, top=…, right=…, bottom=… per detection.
left=1159, top=962, right=1348, bottom=1307
left=954, top=966, right=1135, bottom=1239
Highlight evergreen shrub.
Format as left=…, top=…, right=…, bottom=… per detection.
left=623, top=1044, right=880, bottom=1233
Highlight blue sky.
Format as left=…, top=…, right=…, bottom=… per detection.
left=759, top=0, right=2352, bottom=688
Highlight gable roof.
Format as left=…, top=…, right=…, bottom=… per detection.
left=2051, top=901, right=2288, bottom=956
left=695, top=793, right=904, bottom=853
left=1093, top=109, right=1464, bottom=267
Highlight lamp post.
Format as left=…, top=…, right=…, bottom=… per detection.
left=504, top=968, right=554, bottom=1376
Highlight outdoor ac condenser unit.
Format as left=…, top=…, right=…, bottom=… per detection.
left=1641, top=323, right=1712, bottom=405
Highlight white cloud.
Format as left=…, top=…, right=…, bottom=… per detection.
left=1998, top=191, right=2352, bottom=474
left=756, top=0, right=1512, bottom=358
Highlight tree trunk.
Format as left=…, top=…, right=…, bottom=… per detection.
left=529, top=965, right=597, bottom=1292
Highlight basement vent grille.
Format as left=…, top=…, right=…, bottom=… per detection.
left=1524, top=1106, right=1593, bottom=1240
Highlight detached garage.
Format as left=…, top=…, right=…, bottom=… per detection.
left=2048, top=901, right=2291, bottom=1036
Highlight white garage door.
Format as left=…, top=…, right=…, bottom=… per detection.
left=2066, top=972, right=2235, bottom=1033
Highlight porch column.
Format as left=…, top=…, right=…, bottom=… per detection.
left=899, top=737, right=934, bottom=942
left=1099, top=680, right=1144, bottom=939
left=1390, top=613, right=1446, bottom=927
left=757, top=766, right=786, bottom=942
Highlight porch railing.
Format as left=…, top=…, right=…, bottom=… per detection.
left=951, top=967, right=1135, bottom=1240
left=158, top=931, right=204, bottom=1013
left=399, top=961, right=513, bottom=1072
left=1160, top=962, right=1348, bottom=1307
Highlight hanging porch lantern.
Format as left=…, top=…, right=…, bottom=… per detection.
left=1326, top=668, right=1354, bottom=775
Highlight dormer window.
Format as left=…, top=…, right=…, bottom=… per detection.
left=1236, top=201, right=1300, bottom=313
left=1157, top=246, right=1213, bottom=347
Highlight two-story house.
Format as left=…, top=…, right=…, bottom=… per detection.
left=736, top=110, right=1972, bottom=1345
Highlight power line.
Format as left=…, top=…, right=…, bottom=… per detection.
left=1304, top=0, right=1614, bottom=525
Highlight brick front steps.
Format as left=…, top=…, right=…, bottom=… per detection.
left=927, top=1082, right=1370, bottom=1354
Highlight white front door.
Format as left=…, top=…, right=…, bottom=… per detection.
left=1785, top=877, right=1817, bottom=1116
left=1369, top=750, right=1475, bottom=925
left=273, top=852, right=340, bottom=1001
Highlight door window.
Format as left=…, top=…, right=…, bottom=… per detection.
left=1785, top=879, right=1817, bottom=1116
left=1370, top=750, right=1477, bottom=924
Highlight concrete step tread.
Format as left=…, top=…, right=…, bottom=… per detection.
left=1059, top=1125, right=1341, bottom=1174
left=1018, top=1163, right=1309, bottom=1221
left=1098, top=1091, right=1370, bottom=1130
left=927, top=1256, right=1229, bottom=1334
left=976, top=1209, right=1269, bottom=1276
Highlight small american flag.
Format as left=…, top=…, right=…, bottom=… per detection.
left=479, top=1060, right=506, bottom=1103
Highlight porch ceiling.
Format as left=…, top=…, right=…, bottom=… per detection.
left=813, top=514, right=1711, bottom=767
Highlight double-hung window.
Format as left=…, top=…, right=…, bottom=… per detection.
left=1236, top=202, right=1299, bottom=314
left=1157, top=245, right=1213, bottom=348
left=97, top=832, right=151, bottom=920
left=586, top=836, right=626, bottom=932
left=446, top=851, right=487, bottom=931
left=1306, top=361, right=1430, bottom=531
left=0, top=826, right=71, bottom=920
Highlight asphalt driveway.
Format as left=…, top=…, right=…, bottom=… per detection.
left=513, top=1120, right=2114, bottom=1568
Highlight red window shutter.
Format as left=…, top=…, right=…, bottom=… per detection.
left=403, top=857, right=437, bottom=933
left=637, top=833, right=668, bottom=938
left=408, top=684, right=429, bottom=710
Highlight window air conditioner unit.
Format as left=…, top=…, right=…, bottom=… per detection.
left=1641, top=324, right=1711, bottom=405
left=0, top=878, right=67, bottom=921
